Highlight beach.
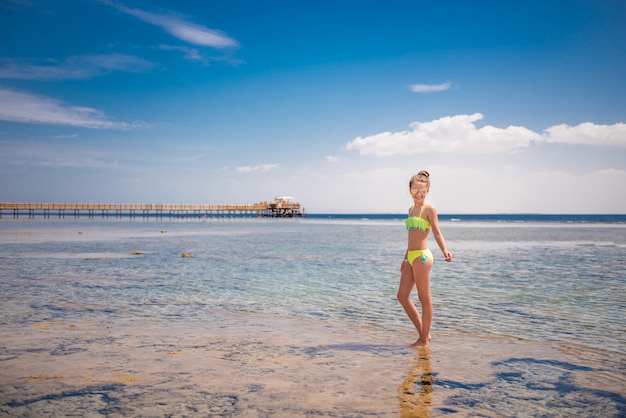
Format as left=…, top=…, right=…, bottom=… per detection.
left=1, top=218, right=624, bottom=416
left=3, top=311, right=623, bottom=417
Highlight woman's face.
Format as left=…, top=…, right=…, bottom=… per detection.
left=410, top=182, right=429, bottom=203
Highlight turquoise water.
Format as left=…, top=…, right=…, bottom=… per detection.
left=0, top=218, right=624, bottom=416
left=2, top=218, right=623, bottom=352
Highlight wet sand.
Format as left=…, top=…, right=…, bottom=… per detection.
left=1, top=310, right=624, bottom=417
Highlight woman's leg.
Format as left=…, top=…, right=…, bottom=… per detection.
left=397, top=263, right=423, bottom=336
left=411, top=260, right=433, bottom=347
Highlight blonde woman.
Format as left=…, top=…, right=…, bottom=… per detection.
left=397, top=170, right=452, bottom=348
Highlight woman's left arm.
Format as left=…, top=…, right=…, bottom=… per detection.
left=429, top=206, right=452, bottom=262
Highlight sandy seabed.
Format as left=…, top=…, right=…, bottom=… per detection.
left=1, top=310, right=624, bottom=418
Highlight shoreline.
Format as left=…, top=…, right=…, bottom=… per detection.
left=1, top=310, right=624, bottom=417
left=2, top=213, right=626, bottom=224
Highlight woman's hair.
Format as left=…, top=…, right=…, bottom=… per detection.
left=409, top=170, right=430, bottom=188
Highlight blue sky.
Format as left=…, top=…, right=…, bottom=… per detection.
left=1, top=0, right=625, bottom=213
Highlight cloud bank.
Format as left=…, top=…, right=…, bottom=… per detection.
left=0, top=87, right=143, bottom=129
left=544, top=122, right=626, bottom=147
left=346, top=113, right=626, bottom=156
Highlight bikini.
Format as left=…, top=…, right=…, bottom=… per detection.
left=405, top=205, right=433, bottom=265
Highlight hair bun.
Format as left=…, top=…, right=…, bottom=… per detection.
left=418, top=170, right=430, bottom=178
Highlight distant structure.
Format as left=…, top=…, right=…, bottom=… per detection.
left=0, top=197, right=304, bottom=219
left=268, top=196, right=302, bottom=218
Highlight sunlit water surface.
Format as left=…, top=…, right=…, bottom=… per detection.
left=0, top=218, right=624, bottom=416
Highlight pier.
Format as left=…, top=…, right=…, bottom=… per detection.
left=0, top=197, right=304, bottom=220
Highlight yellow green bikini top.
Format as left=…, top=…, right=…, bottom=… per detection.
left=406, top=205, right=431, bottom=232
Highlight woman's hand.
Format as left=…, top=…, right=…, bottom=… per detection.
left=443, top=251, right=452, bottom=262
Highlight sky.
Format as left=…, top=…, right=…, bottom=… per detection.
left=1, top=0, right=625, bottom=214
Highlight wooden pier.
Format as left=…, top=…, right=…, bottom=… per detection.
left=0, top=197, right=304, bottom=220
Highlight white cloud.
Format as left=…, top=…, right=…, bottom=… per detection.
left=100, top=0, right=239, bottom=49
left=346, top=113, right=541, bottom=156
left=0, top=54, right=153, bottom=80
left=159, top=45, right=207, bottom=63
left=325, top=155, right=340, bottom=163
left=544, top=122, right=626, bottom=148
left=0, top=87, right=144, bottom=129
left=346, top=114, right=626, bottom=157
left=408, top=82, right=452, bottom=93
left=236, top=164, right=279, bottom=173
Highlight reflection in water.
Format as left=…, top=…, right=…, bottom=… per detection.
left=398, top=349, right=433, bottom=417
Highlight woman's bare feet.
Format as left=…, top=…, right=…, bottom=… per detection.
left=410, top=334, right=432, bottom=348
left=411, top=339, right=430, bottom=348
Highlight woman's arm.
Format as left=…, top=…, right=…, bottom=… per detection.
left=428, top=205, right=452, bottom=262
left=400, top=207, right=411, bottom=271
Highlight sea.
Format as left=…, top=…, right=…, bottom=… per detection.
left=0, top=214, right=624, bottom=417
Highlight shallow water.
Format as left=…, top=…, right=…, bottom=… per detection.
left=0, top=218, right=624, bottom=416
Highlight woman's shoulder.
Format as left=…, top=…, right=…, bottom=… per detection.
left=423, top=202, right=438, bottom=215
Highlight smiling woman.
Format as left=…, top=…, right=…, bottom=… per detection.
left=398, top=170, right=452, bottom=348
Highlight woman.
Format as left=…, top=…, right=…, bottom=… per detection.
left=397, top=170, right=452, bottom=348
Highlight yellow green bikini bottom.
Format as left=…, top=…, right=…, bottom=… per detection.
left=407, top=249, right=433, bottom=266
